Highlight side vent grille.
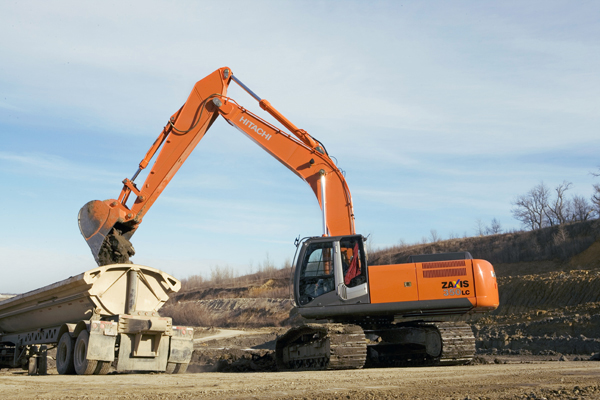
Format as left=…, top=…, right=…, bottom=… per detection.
left=422, top=260, right=466, bottom=269
left=422, top=260, right=468, bottom=278
left=423, top=268, right=467, bottom=278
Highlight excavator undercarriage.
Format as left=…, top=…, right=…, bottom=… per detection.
left=275, top=323, right=367, bottom=370
left=275, top=321, right=476, bottom=371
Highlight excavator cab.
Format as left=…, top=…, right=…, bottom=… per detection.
left=295, top=235, right=369, bottom=307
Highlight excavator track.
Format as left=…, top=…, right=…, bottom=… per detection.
left=364, top=321, right=476, bottom=368
left=436, top=322, right=476, bottom=365
left=275, top=323, right=367, bottom=371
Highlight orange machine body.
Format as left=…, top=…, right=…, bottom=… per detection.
left=368, top=259, right=498, bottom=312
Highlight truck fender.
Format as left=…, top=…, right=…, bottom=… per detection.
left=57, top=323, right=76, bottom=341
left=73, top=321, right=90, bottom=338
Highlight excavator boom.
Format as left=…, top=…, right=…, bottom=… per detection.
left=79, top=67, right=354, bottom=265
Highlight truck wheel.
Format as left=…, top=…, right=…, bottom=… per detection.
left=56, top=333, right=75, bottom=375
left=38, top=346, right=48, bottom=376
left=94, top=361, right=111, bottom=375
left=74, top=330, right=98, bottom=375
left=165, top=362, right=189, bottom=374
left=176, top=363, right=189, bottom=374
left=28, top=357, right=38, bottom=375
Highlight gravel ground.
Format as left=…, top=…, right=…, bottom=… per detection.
left=1, top=361, right=599, bottom=399
left=2, top=328, right=599, bottom=400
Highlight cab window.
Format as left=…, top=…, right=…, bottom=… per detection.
left=340, top=237, right=366, bottom=288
left=298, top=242, right=334, bottom=304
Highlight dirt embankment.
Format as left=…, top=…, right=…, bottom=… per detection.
left=469, top=269, right=600, bottom=356
left=470, top=237, right=600, bottom=356
left=161, top=278, right=293, bottom=327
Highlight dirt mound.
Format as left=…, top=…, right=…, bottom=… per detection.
left=191, top=348, right=276, bottom=372
left=569, top=238, right=600, bottom=270
left=161, top=298, right=294, bottom=328
left=97, top=230, right=135, bottom=265
left=171, top=278, right=289, bottom=302
left=189, top=328, right=285, bottom=372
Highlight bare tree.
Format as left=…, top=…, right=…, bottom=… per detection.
left=487, top=218, right=503, bottom=234
left=545, top=181, right=572, bottom=225
left=569, top=195, right=594, bottom=221
left=593, top=183, right=600, bottom=218
left=511, top=182, right=551, bottom=230
left=429, top=229, right=441, bottom=243
left=553, top=224, right=569, bottom=246
left=474, top=218, right=486, bottom=236
left=592, top=168, right=600, bottom=218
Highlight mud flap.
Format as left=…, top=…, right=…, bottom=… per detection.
left=87, top=330, right=117, bottom=362
left=116, top=333, right=169, bottom=372
left=168, top=327, right=194, bottom=364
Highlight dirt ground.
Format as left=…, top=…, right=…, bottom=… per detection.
left=1, top=361, right=599, bottom=399
left=2, top=328, right=600, bottom=399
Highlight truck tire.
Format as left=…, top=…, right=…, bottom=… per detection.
left=74, top=330, right=98, bottom=375
left=94, top=361, right=111, bottom=375
left=28, top=357, right=37, bottom=375
left=38, top=346, right=48, bottom=376
left=165, top=362, right=189, bottom=374
left=56, top=333, right=75, bottom=375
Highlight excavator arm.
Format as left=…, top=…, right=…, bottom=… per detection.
left=79, top=67, right=355, bottom=265
left=215, top=97, right=355, bottom=236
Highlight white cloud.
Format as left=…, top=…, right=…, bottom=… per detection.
left=0, top=151, right=121, bottom=183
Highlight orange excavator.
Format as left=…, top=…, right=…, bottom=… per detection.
left=79, top=67, right=499, bottom=370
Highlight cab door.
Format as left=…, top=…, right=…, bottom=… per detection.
left=334, top=236, right=369, bottom=302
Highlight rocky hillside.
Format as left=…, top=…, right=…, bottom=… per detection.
left=473, top=270, right=600, bottom=356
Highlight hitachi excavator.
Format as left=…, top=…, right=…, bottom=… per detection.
left=79, top=67, right=499, bottom=370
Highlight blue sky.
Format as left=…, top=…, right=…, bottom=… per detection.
left=1, top=1, right=599, bottom=293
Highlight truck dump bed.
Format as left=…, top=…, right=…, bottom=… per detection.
left=0, top=264, right=180, bottom=334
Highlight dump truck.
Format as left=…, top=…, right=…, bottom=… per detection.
left=0, top=264, right=193, bottom=375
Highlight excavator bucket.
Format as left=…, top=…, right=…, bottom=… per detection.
left=78, top=200, right=135, bottom=265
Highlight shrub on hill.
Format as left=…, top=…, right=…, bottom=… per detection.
left=369, top=219, right=600, bottom=269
